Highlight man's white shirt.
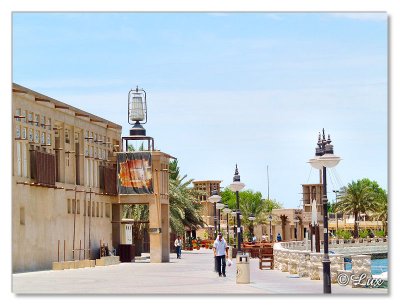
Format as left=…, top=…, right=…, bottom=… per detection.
left=213, top=238, right=227, bottom=256
left=174, top=239, right=182, bottom=247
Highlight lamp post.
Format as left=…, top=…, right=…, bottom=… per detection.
left=360, top=213, right=366, bottom=231
left=216, top=201, right=225, bottom=234
left=231, top=210, right=237, bottom=247
left=333, top=190, right=339, bottom=234
left=208, top=189, right=222, bottom=239
left=294, top=217, right=300, bottom=241
left=268, top=215, right=273, bottom=242
left=209, top=189, right=221, bottom=273
left=308, top=128, right=341, bottom=294
left=223, top=205, right=232, bottom=245
left=248, top=213, right=256, bottom=239
left=228, top=164, right=245, bottom=253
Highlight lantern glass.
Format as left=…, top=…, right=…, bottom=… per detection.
left=223, top=205, right=231, bottom=213
left=130, top=94, right=145, bottom=122
left=216, top=202, right=225, bottom=210
left=208, top=194, right=221, bottom=203
left=319, top=154, right=341, bottom=168
left=228, top=181, right=245, bottom=192
left=308, top=157, right=323, bottom=170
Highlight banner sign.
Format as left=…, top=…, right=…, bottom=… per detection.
left=117, top=152, right=153, bottom=194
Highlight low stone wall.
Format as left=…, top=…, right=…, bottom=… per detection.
left=273, top=242, right=375, bottom=287
left=52, top=259, right=96, bottom=270
left=95, top=256, right=121, bottom=266
left=52, top=256, right=120, bottom=270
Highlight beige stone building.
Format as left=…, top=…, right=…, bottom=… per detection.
left=12, top=84, right=171, bottom=272
left=192, top=180, right=222, bottom=239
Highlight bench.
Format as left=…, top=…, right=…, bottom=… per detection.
left=258, top=247, right=274, bottom=270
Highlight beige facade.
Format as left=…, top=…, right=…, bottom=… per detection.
left=192, top=180, right=222, bottom=239
left=12, top=84, right=171, bottom=272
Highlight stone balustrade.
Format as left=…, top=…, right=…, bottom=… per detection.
left=281, top=238, right=387, bottom=256
left=351, top=255, right=372, bottom=288
left=273, top=241, right=376, bottom=287
left=280, top=250, right=289, bottom=272
left=310, top=253, right=323, bottom=280
left=288, top=250, right=299, bottom=275
left=329, top=254, right=345, bottom=283
left=297, top=251, right=310, bottom=278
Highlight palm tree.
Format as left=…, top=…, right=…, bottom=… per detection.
left=372, top=189, right=388, bottom=235
left=334, top=180, right=379, bottom=238
left=220, top=189, right=282, bottom=239
left=123, top=157, right=205, bottom=249
left=279, top=215, right=288, bottom=241
left=168, top=160, right=205, bottom=236
left=123, top=204, right=148, bottom=254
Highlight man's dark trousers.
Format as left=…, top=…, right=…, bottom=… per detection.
left=216, top=255, right=226, bottom=276
left=176, top=246, right=181, bottom=258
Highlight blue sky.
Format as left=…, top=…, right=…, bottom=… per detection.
left=12, top=12, right=388, bottom=208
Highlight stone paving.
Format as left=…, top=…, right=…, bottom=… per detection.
left=12, top=248, right=388, bottom=295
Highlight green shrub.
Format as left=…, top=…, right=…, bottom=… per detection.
left=375, top=230, right=385, bottom=237
left=336, top=229, right=352, bottom=239
left=358, top=229, right=369, bottom=238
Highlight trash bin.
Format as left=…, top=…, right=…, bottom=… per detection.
left=118, top=244, right=135, bottom=262
left=236, top=254, right=250, bottom=284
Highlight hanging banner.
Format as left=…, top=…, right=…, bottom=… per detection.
left=117, top=152, right=154, bottom=194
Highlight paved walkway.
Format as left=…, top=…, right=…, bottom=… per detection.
left=12, top=248, right=388, bottom=295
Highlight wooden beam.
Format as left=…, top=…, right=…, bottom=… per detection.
left=90, top=118, right=103, bottom=123
left=75, top=113, right=90, bottom=117
left=55, top=105, right=69, bottom=110
left=35, top=97, right=51, bottom=103
left=12, top=89, right=27, bottom=94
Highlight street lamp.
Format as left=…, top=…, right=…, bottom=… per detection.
left=128, top=86, right=147, bottom=136
left=333, top=190, right=340, bottom=235
left=216, top=201, right=225, bottom=233
left=208, top=189, right=221, bottom=274
left=294, top=217, right=300, bottom=241
left=268, top=215, right=273, bottom=243
left=223, top=205, right=231, bottom=245
left=228, top=164, right=245, bottom=253
left=248, top=213, right=255, bottom=239
left=308, top=128, right=341, bottom=294
left=231, top=209, right=237, bottom=246
left=360, top=213, right=366, bottom=231
left=208, top=189, right=221, bottom=239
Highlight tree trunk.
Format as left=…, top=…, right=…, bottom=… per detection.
left=353, top=211, right=359, bottom=238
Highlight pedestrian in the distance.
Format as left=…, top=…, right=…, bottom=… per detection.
left=213, top=232, right=229, bottom=277
left=174, top=235, right=183, bottom=259
left=277, top=233, right=282, bottom=242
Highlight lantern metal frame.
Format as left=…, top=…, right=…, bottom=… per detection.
left=128, top=86, right=147, bottom=136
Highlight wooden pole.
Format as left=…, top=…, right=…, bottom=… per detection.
left=89, top=187, right=92, bottom=259
left=73, top=186, right=77, bottom=260
left=83, top=190, right=86, bottom=259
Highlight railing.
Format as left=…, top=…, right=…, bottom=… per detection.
left=279, top=238, right=388, bottom=257
left=30, top=150, right=56, bottom=186
left=99, top=165, right=117, bottom=195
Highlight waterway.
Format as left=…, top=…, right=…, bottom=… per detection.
left=345, top=258, right=388, bottom=275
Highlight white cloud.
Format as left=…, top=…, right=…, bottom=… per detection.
left=22, top=78, right=129, bottom=90
left=329, top=13, right=387, bottom=21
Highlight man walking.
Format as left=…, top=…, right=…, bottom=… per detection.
left=174, top=235, right=182, bottom=259
left=213, top=232, right=229, bottom=277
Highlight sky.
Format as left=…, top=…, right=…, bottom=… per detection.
left=3, top=1, right=399, bottom=304
left=12, top=12, right=388, bottom=208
